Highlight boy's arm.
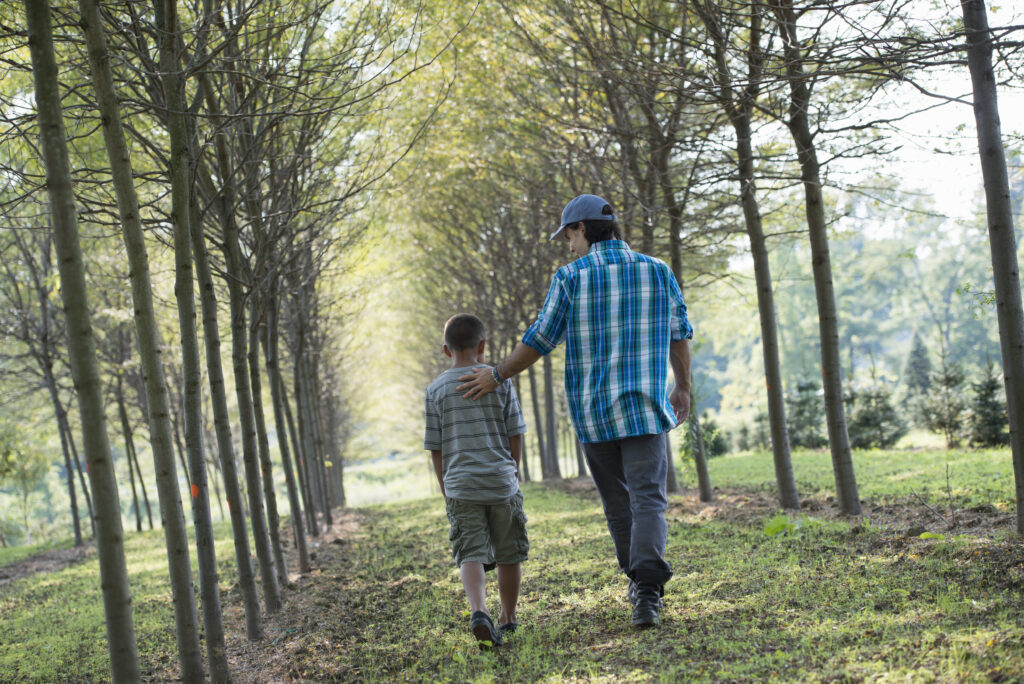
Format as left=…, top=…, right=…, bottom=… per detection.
left=508, top=434, right=522, bottom=479
left=430, top=450, right=445, bottom=498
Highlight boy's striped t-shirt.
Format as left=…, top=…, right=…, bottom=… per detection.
left=424, top=364, right=527, bottom=503
left=522, top=240, right=693, bottom=444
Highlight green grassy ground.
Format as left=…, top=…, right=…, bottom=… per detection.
left=1, top=448, right=1021, bottom=682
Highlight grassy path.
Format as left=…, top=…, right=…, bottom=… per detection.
left=225, top=480, right=1023, bottom=682
left=2, top=448, right=1023, bottom=682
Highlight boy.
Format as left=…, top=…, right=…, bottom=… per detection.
left=424, top=313, right=528, bottom=647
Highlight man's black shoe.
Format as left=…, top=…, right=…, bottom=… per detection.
left=471, top=611, right=503, bottom=648
left=498, top=621, right=518, bottom=637
left=632, top=583, right=662, bottom=628
left=628, top=579, right=663, bottom=607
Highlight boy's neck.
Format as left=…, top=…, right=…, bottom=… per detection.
left=450, top=352, right=484, bottom=369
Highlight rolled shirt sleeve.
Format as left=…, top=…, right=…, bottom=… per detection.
left=665, top=266, right=693, bottom=341
left=522, top=272, right=571, bottom=355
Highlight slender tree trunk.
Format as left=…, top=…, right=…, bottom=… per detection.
left=249, top=312, right=289, bottom=586
left=281, top=370, right=318, bottom=537
left=689, top=406, right=713, bottom=502
left=697, top=0, right=798, bottom=510
left=734, top=114, right=799, bottom=509
left=542, top=354, right=561, bottom=479
left=962, top=0, right=1024, bottom=534
left=117, top=388, right=151, bottom=531
left=664, top=432, right=679, bottom=493
left=224, top=256, right=281, bottom=612
left=527, top=365, right=546, bottom=481
left=264, top=298, right=310, bottom=573
left=23, top=2, right=139, bottom=677
left=170, top=402, right=191, bottom=492
left=65, top=424, right=95, bottom=536
left=514, top=376, right=531, bottom=482
left=45, top=366, right=82, bottom=545
left=192, top=93, right=264, bottom=643
left=770, top=0, right=860, bottom=515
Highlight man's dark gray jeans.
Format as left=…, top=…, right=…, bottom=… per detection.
left=582, top=432, right=673, bottom=587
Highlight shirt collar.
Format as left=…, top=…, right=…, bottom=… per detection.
left=588, top=239, right=630, bottom=254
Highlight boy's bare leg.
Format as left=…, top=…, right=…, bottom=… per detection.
left=496, top=563, right=521, bottom=625
left=460, top=562, right=487, bottom=614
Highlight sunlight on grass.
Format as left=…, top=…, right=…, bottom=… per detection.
left=2, top=448, right=1022, bottom=681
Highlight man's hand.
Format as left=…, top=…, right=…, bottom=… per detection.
left=457, top=365, right=499, bottom=399
left=669, top=385, right=690, bottom=425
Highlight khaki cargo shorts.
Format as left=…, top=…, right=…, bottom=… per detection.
left=445, top=490, right=529, bottom=568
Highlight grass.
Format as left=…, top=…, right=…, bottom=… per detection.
left=1, top=447, right=1022, bottom=682
left=700, top=446, right=1017, bottom=512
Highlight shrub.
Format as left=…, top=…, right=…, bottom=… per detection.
left=785, top=380, right=827, bottom=448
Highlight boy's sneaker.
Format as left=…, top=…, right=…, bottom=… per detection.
left=471, top=611, right=503, bottom=648
left=631, top=582, right=663, bottom=628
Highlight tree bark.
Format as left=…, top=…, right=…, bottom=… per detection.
left=664, top=431, right=679, bottom=493
left=961, top=0, right=1024, bottom=534
left=281, top=369, right=318, bottom=537
left=542, top=354, right=561, bottom=479
left=249, top=312, right=289, bottom=585
left=23, top=1, right=139, bottom=677
left=192, top=88, right=264, bottom=642
left=696, top=0, right=799, bottom=510
left=264, top=298, right=310, bottom=573
left=527, top=364, right=546, bottom=481
left=770, top=0, right=860, bottom=514
left=45, top=365, right=82, bottom=545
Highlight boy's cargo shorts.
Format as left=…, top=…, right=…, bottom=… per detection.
left=446, top=490, right=529, bottom=568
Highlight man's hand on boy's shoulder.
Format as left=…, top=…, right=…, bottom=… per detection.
left=456, top=365, right=498, bottom=400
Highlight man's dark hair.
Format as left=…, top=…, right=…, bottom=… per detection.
left=444, top=313, right=486, bottom=351
left=581, top=219, right=624, bottom=244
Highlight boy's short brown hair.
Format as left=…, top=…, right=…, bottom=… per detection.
left=444, top=313, right=485, bottom=351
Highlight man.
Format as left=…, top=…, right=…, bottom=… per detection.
left=458, top=193, right=693, bottom=627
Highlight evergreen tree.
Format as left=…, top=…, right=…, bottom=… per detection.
left=923, top=348, right=967, bottom=448
left=903, top=331, right=932, bottom=426
left=969, top=363, right=1009, bottom=447
left=845, top=385, right=908, bottom=449
left=786, top=380, right=827, bottom=448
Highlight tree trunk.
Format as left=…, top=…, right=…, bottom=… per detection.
left=770, top=0, right=860, bottom=515
left=961, top=0, right=1024, bottom=534
left=192, top=87, right=264, bottom=643
left=116, top=387, right=148, bottom=532
left=697, top=0, right=799, bottom=511
left=264, top=298, right=310, bottom=573
left=281, top=370, right=318, bottom=537
left=45, top=365, right=82, bottom=546
left=527, top=364, right=546, bottom=481
left=664, top=431, right=679, bottom=493
left=23, top=1, right=139, bottom=677
left=249, top=312, right=289, bottom=586
left=689, top=409, right=714, bottom=502
left=733, top=113, right=799, bottom=510
left=65, top=425, right=95, bottom=537
left=542, top=354, right=561, bottom=479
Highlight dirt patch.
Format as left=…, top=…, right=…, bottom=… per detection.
left=0, top=544, right=95, bottom=587
left=209, top=509, right=368, bottom=684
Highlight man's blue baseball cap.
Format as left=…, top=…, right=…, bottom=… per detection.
left=550, top=194, right=618, bottom=240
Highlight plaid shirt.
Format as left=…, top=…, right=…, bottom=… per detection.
left=522, top=240, right=693, bottom=444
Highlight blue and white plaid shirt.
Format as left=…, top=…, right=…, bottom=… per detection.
left=522, top=240, right=693, bottom=444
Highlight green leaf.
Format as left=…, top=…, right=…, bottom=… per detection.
left=764, top=514, right=790, bottom=537
left=919, top=532, right=945, bottom=540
